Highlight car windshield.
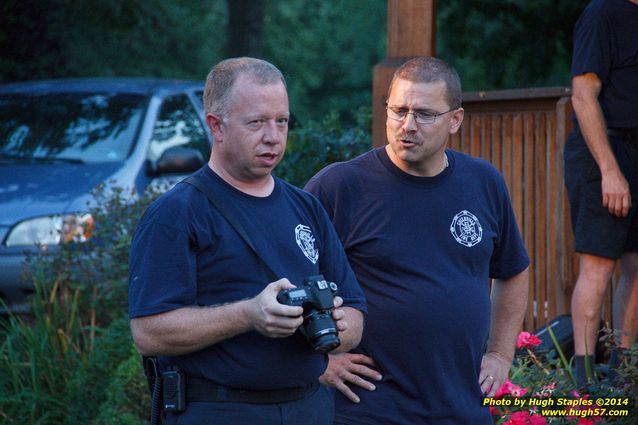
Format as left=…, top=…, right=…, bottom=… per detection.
left=0, top=92, right=147, bottom=163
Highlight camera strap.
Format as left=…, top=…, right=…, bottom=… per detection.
left=182, top=175, right=279, bottom=282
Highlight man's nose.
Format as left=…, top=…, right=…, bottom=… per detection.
left=262, top=120, right=281, bottom=143
left=401, top=112, right=418, bottom=131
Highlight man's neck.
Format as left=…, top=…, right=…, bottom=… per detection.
left=208, top=160, right=275, bottom=197
left=385, top=145, right=449, bottom=177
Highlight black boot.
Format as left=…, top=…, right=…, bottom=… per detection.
left=574, top=355, right=596, bottom=388
left=599, top=348, right=625, bottom=385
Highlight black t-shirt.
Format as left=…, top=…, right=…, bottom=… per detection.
left=571, top=0, right=638, bottom=129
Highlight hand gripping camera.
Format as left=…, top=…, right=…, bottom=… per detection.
left=277, top=275, right=341, bottom=353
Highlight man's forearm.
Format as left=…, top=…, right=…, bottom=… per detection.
left=487, top=268, right=529, bottom=361
left=571, top=73, right=617, bottom=173
left=131, top=300, right=254, bottom=356
left=332, top=307, right=364, bottom=353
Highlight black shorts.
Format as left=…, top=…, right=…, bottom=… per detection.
left=564, top=129, right=638, bottom=260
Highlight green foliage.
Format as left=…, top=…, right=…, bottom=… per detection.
left=437, top=0, right=590, bottom=91
left=0, top=0, right=226, bottom=81
left=264, top=0, right=386, bottom=123
left=276, top=107, right=372, bottom=188
left=93, top=348, right=150, bottom=425
left=65, top=318, right=144, bottom=424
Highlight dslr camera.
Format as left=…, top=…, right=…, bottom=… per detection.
left=277, top=275, right=341, bottom=353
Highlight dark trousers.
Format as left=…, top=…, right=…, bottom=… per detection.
left=164, top=385, right=334, bottom=425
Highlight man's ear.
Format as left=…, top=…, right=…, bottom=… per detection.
left=206, top=113, right=223, bottom=142
left=449, top=107, right=464, bottom=135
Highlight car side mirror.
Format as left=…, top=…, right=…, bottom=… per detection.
left=149, top=146, right=205, bottom=175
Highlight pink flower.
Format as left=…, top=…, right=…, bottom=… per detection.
left=577, top=419, right=595, bottom=425
left=517, top=331, right=542, bottom=349
left=494, top=380, right=513, bottom=398
left=504, top=411, right=530, bottom=425
left=509, top=384, right=528, bottom=398
left=529, top=414, right=548, bottom=425
left=494, top=379, right=528, bottom=398
left=503, top=411, right=547, bottom=425
left=534, top=382, right=556, bottom=397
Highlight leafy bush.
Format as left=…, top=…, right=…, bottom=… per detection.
left=276, top=107, right=372, bottom=187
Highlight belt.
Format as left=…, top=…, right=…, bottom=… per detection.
left=186, top=377, right=319, bottom=404
left=607, top=128, right=638, bottom=145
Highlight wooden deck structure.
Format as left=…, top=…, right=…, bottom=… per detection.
left=373, top=1, right=618, bottom=331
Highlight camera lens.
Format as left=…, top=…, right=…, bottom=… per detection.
left=312, top=333, right=341, bottom=353
left=302, top=311, right=341, bottom=353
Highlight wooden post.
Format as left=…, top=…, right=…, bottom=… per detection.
left=372, top=0, right=437, bottom=148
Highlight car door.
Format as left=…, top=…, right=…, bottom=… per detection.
left=146, top=93, right=211, bottom=191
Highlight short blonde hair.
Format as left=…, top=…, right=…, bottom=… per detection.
left=203, top=57, right=286, bottom=117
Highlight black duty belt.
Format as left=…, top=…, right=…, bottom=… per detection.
left=607, top=128, right=638, bottom=145
left=186, top=377, right=319, bottom=404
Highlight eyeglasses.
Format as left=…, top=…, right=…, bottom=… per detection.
left=386, top=106, right=458, bottom=124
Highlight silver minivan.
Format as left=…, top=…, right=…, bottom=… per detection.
left=0, top=78, right=212, bottom=312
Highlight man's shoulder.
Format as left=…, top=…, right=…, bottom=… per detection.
left=450, top=150, right=503, bottom=178
left=277, top=177, right=325, bottom=208
left=578, top=0, right=627, bottom=25
left=138, top=178, right=204, bottom=228
left=307, top=148, right=378, bottom=187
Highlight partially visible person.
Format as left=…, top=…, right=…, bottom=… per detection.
left=307, top=56, right=530, bottom=425
left=564, top=0, right=638, bottom=387
left=128, top=57, right=366, bottom=425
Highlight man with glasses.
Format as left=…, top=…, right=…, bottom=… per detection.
left=306, top=56, right=529, bottom=424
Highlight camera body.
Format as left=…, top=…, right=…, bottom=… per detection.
left=277, top=275, right=341, bottom=353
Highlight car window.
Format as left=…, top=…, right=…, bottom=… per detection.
left=148, top=95, right=210, bottom=163
left=0, top=93, right=146, bottom=163
left=193, top=90, right=204, bottom=112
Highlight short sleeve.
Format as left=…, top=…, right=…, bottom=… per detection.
left=128, top=220, right=198, bottom=318
left=571, top=3, right=612, bottom=81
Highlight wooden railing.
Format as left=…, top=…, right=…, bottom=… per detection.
left=448, top=87, right=575, bottom=330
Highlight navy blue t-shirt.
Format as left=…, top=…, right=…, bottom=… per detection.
left=128, top=165, right=366, bottom=390
left=571, top=0, right=638, bottom=129
left=306, top=148, right=529, bottom=425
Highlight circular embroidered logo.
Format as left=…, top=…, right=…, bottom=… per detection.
left=450, top=210, right=483, bottom=247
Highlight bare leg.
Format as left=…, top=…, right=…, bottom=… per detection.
left=571, top=253, right=617, bottom=356
left=614, top=252, right=638, bottom=348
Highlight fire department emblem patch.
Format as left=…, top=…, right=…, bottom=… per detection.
left=295, top=224, right=319, bottom=264
left=450, top=210, right=483, bottom=247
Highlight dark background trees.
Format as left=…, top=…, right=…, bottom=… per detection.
left=1, top=0, right=589, bottom=123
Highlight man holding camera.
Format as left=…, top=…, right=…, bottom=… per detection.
left=128, top=57, right=366, bottom=425
left=306, top=57, right=529, bottom=424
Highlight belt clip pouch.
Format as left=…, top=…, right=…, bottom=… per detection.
left=162, top=370, right=186, bottom=412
